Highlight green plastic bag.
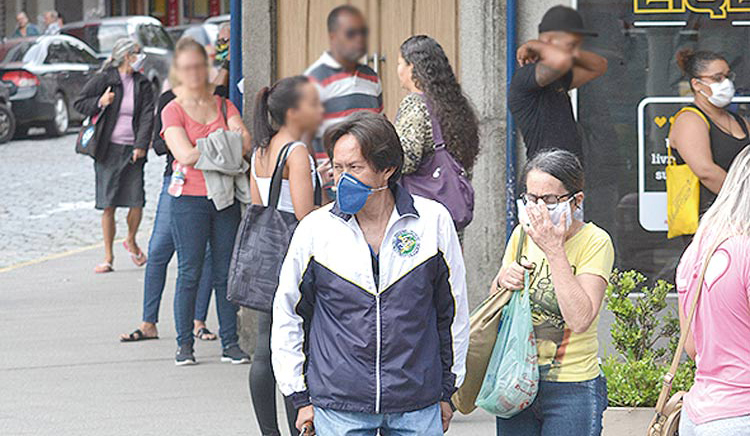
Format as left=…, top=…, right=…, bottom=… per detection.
left=475, top=271, right=539, bottom=418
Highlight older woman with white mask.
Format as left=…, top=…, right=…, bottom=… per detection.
left=492, top=148, right=615, bottom=436
left=74, top=38, right=154, bottom=274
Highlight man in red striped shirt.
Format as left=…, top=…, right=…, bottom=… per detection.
left=305, top=5, right=383, bottom=169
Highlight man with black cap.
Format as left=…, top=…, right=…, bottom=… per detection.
left=509, top=5, right=607, bottom=163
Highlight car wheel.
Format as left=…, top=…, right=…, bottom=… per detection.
left=46, top=93, right=70, bottom=137
left=0, top=104, right=16, bottom=144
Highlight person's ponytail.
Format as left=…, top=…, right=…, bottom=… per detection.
left=676, top=48, right=696, bottom=76
left=253, top=86, right=274, bottom=150
left=252, top=75, right=310, bottom=151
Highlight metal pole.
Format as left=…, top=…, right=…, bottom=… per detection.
left=505, top=0, right=518, bottom=242
left=229, top=0, right=242, bottom=113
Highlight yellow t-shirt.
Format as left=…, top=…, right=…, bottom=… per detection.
left=501, top=223, right=615, bottom=382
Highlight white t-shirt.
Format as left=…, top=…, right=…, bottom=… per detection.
left=251, top=141, right=317, bottom=214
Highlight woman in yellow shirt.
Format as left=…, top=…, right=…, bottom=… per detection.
left=493, top=149, right=615, bottom=436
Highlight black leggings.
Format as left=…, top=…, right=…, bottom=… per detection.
left=249, top=311, right=297, bottom=436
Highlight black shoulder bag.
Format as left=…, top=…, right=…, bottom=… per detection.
left=227, top=143, right=321, bottom=312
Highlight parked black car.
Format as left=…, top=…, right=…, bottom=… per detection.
left=61, top=16, right=173, bottom=96
left=0, top=35, right=100, bottom=137
left=0, top=82, right=15, bottom=143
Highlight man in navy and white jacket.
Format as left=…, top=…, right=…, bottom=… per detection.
left=271, top=112, right=469, bottom=435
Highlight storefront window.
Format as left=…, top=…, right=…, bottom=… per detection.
left=184, top=0, right=209, bottom=22
left=578, top=1, right=750, bottom=281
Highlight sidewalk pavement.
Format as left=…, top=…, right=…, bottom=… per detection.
left=0, top=242, right=496, bottom=435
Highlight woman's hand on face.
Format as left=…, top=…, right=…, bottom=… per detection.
left=525, top=199, right=567, bottom=255
left=493, top=258, right=534, bottom=293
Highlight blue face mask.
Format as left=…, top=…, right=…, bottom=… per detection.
left=336, top=173, right=388, bottom=215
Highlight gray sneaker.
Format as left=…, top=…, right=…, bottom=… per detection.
left=221, top=345, right=250, bottom=364
left=175, top=345, right=196, bottom=366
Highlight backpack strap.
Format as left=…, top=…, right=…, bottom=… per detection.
left=220, top=97, right=228, bottom=125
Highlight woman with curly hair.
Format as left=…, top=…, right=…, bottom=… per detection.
left=395, top=35, right=479, bottom=176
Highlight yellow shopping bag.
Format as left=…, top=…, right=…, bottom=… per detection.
left=665, top=107, right=703, bottom=239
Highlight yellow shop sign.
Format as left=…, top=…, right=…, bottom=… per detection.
left=634, top=0, right=750, bottom=19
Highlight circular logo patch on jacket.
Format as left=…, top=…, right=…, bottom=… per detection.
left=393, top=230, right=420, bottom=257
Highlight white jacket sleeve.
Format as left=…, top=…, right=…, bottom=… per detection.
left=271, top=219, right=315, bottom=409
left=436, top=207, right=470, bottom=399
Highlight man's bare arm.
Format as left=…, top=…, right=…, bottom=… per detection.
left=570, top=50, right=608, bottom=89
left=517, top=40, right=574, bottom=87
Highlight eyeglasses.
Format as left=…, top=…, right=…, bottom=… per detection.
left=697, top=71, right=736, bottom=83
left=519, top=191, right=579, bottom=207
left=345, top=27, right=369, bottom=40
left=216, top=38, right=229, bottom=45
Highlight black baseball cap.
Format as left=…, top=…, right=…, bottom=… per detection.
left=539, top=5, right=598, bottom=37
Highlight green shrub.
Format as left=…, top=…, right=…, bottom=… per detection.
left=603, top=270, right=695, bottom=407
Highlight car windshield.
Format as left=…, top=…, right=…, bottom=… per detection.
left=64, top=24, right=128, bottom=53
left=97, top=25, right=129, bottom=52
left=0, top=41, right=41, bottom=64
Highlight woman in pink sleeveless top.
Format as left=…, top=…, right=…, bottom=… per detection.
left=675, top=146, right=750, bottom=436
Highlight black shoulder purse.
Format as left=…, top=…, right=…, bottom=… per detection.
left=227, top=143, right=321, bottom=312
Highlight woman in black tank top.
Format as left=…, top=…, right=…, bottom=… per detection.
left=671, top=49, right=750, bottom=214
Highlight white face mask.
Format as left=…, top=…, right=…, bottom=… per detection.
left=130, top=53, right=146, bottom=71
left=547, top=200, right=573, bottom=229
left=699, top=78, right=735, bottom=108
left=516, top=198, right=578, bottom=230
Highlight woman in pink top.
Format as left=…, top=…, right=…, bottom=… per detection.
left=161, top=38, right=252, bottom=366
left=675, top=146, right=750, bottom=436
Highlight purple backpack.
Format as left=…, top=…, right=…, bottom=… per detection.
left=400, top=95, right=475, bottom=230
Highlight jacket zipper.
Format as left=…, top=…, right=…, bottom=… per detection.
left=375, top=292, right=381, bottom=413
left=347, top=213, right=406, bottom=414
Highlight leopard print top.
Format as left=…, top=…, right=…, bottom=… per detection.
left=394, top=92, right=435, bottom=175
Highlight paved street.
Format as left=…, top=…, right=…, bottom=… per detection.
left=0, top=131, right=163, bottom=270
left=0, top=239, right=496, bottom=435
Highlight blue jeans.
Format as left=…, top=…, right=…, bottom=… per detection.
left=142, top=177, right=213, bottom=324
left=313, top=403, right=443, bottom=436
left=496, top=375, right=608, bottom=436
left=170, top=195, right=240, bottom=348
left=680, top=412, right=750, bottom=436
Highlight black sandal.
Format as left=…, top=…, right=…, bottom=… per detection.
left=120, top=329, right=159, bottom=342
left=194, top=327, right=217, bottom=341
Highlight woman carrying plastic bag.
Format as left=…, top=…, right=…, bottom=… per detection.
left=485, top=150, right=615, bottom=436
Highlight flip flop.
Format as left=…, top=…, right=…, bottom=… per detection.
left=123, top=241, right=147, bottom=267
left=120, top=329, right=159, bottom=343
left=94, top=262, right=113, bottom=273
left=194, top=327, right=217, bottom=341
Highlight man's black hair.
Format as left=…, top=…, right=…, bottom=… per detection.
left=324, top=112, right=404, bottom=188
left=327, top=5, right=363, bottom=33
